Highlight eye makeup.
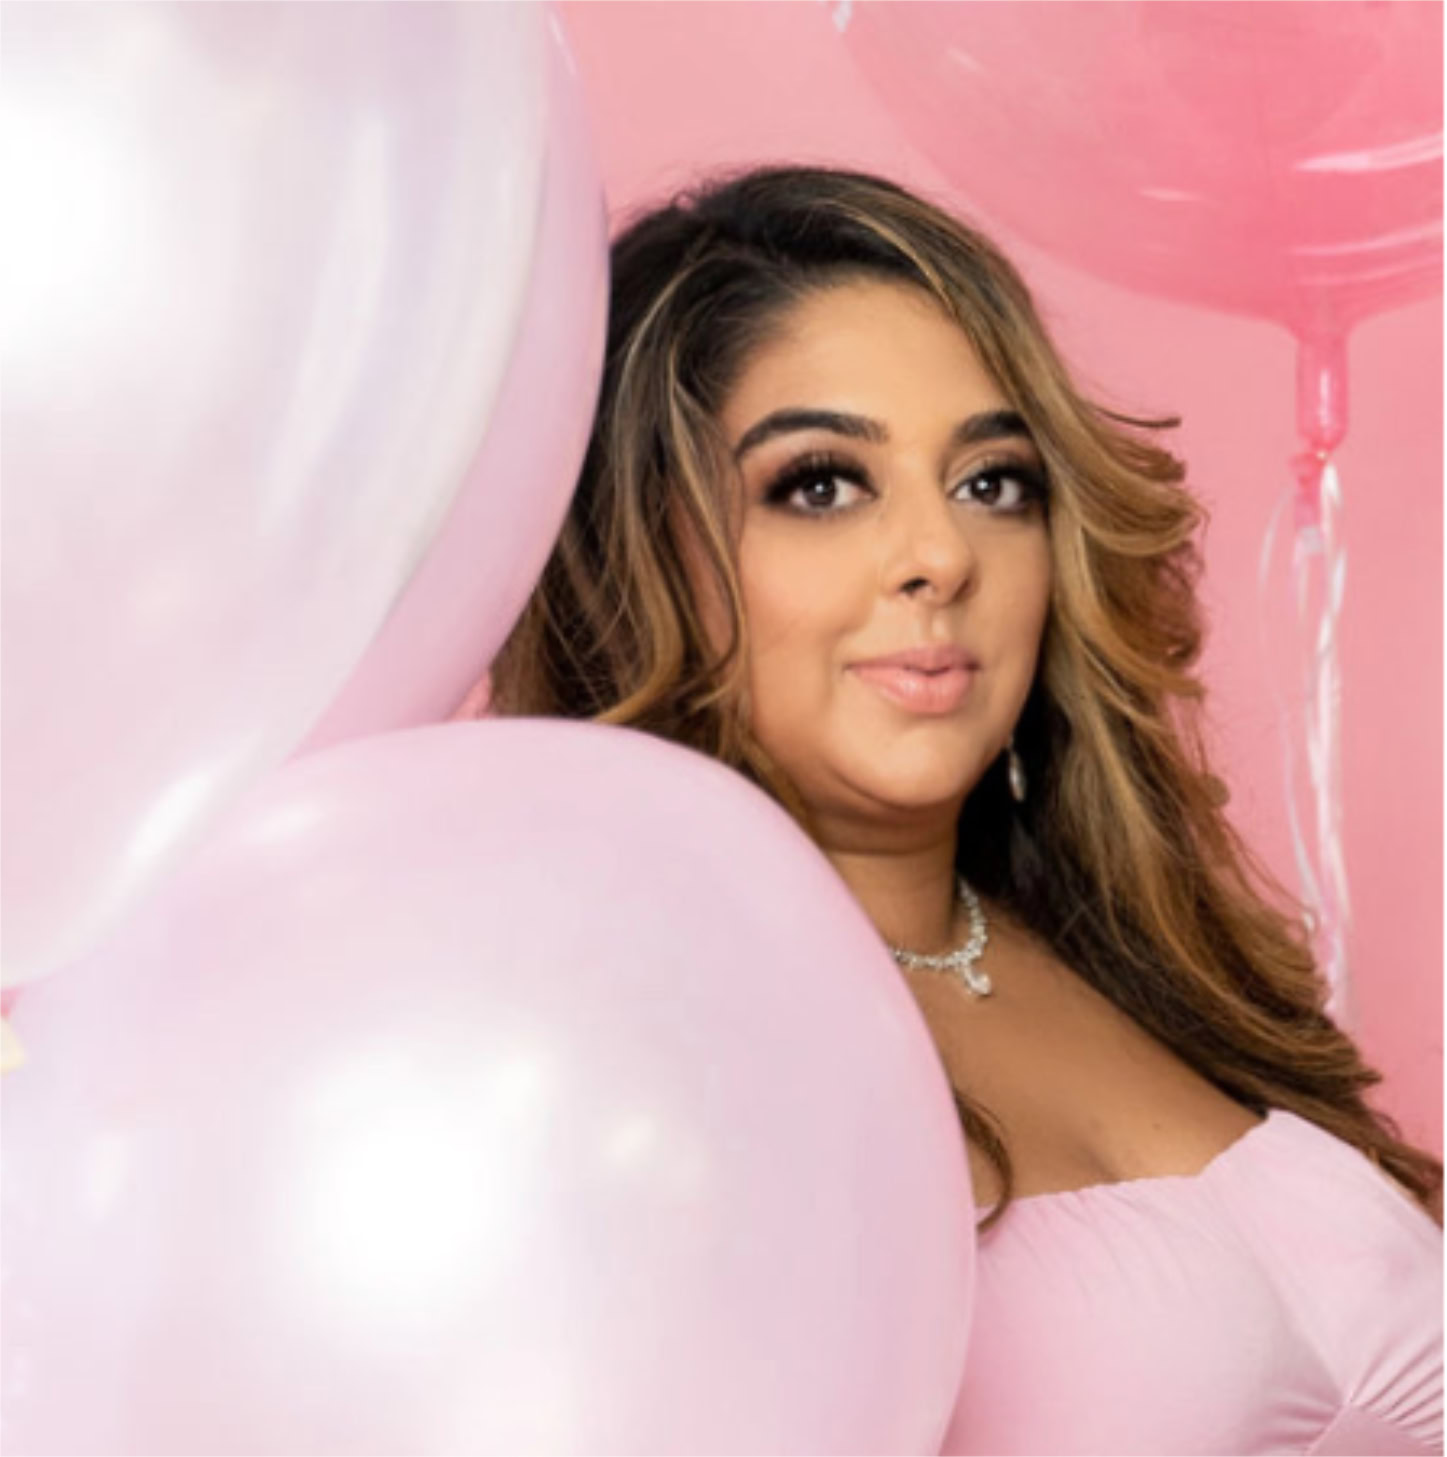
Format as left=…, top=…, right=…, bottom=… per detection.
left=760, top=449, right=1049, bottom=519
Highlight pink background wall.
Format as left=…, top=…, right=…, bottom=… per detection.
left=552, top=2, right=1443, bottom=1151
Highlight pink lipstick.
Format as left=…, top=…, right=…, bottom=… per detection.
left=849, top=663, right=975, bottom=714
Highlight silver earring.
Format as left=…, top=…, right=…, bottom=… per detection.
left=1007, top=736, right=1027, bottom=804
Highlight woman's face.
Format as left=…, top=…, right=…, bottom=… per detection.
left=715, top=278, right=1052, bottom=837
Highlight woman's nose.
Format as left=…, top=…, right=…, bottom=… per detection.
left=883, top=483, right=977, bottom=602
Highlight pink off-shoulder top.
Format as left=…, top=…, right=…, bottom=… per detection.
left=943, top=1109, right=1443, bottom=1456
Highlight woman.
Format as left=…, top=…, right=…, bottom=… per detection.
left=488, top=165, right=1443, bottom=1454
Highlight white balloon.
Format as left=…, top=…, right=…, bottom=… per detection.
left=1, top=2, right=549, bottom=985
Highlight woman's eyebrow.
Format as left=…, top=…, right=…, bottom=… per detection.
left=732, top=407, right=1032, bottom=462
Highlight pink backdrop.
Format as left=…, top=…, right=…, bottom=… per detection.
left=545, top=1, right=1442, bottom=1152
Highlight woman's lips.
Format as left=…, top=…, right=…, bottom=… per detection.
left=849, top=663, right=975, bottom=714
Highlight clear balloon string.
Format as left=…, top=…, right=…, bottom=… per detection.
left=1257, top=456, right=1352, bottom=1027
left=1257, top=489, right=1323, bottom=924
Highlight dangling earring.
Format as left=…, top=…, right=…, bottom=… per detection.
left=1007, top=735, right=1027, bottom=804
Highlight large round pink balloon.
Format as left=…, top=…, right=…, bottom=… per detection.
left=1, top=5, right=548, bottom=987
left=297, top=11, right=609, bottom=754
left=2, top=720, right=975, bottom=1455
left=842, top=1, right=1442, bottom=342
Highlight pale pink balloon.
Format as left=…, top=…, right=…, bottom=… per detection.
left=1, top=5, right=549, bottom=987
left=842, top=2, right=1442, bottom=346
left=297, top=12, right=609, bottom=754
left=2, top=720, right=975, bottom=1455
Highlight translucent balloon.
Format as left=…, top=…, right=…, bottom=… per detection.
left=1, top=4, right=548, bottom=986
left=297, top=11, right=609, bottom=754
left=841, top=1, right=1442, bottom=344
left=2, top=719, right=975, bottom=1456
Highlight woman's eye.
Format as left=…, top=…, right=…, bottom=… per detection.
left=956, top=463, right=1046, bottom=511
left=766, top=462, right=870, bottom=515
left=792, top=473, right=865, bottom=511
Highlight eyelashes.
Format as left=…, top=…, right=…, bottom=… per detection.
left=761, top=450, right=1049, bottom=519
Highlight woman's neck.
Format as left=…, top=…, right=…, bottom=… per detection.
left=824, top=844, right=963, bottom=956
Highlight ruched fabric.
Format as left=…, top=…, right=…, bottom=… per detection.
left=943, top=1110, right=1443, bottom=1456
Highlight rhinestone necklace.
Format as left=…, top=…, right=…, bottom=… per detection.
left=887, top=874, right=992, bottom=999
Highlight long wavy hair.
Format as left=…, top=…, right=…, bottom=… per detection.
left=488, top=164, right=1443, bottom=1233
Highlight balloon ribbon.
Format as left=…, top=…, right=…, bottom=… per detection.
left=1258, top=451, right=1352, bottom=1026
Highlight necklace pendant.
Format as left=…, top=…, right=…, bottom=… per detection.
left=960, top=965, right=993, bottom=998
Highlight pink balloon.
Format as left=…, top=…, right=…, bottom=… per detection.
left=2, top=720, right=974, bottom=1455
left=1, top=5, right=549, bottom=987
left=297, top=12, right=609, bottom=754
left=842, top=2, right=1442, bottom=350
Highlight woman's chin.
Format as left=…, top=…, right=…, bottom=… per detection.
left=839, top=766, right=976, bottom=822
left=854, top=746, right=983, bottom=805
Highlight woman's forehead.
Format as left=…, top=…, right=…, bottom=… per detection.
left=721, top=278, right=1010, bottom=442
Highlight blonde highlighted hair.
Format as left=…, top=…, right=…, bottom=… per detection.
left=489, top=165, right=1442, bottom=1232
